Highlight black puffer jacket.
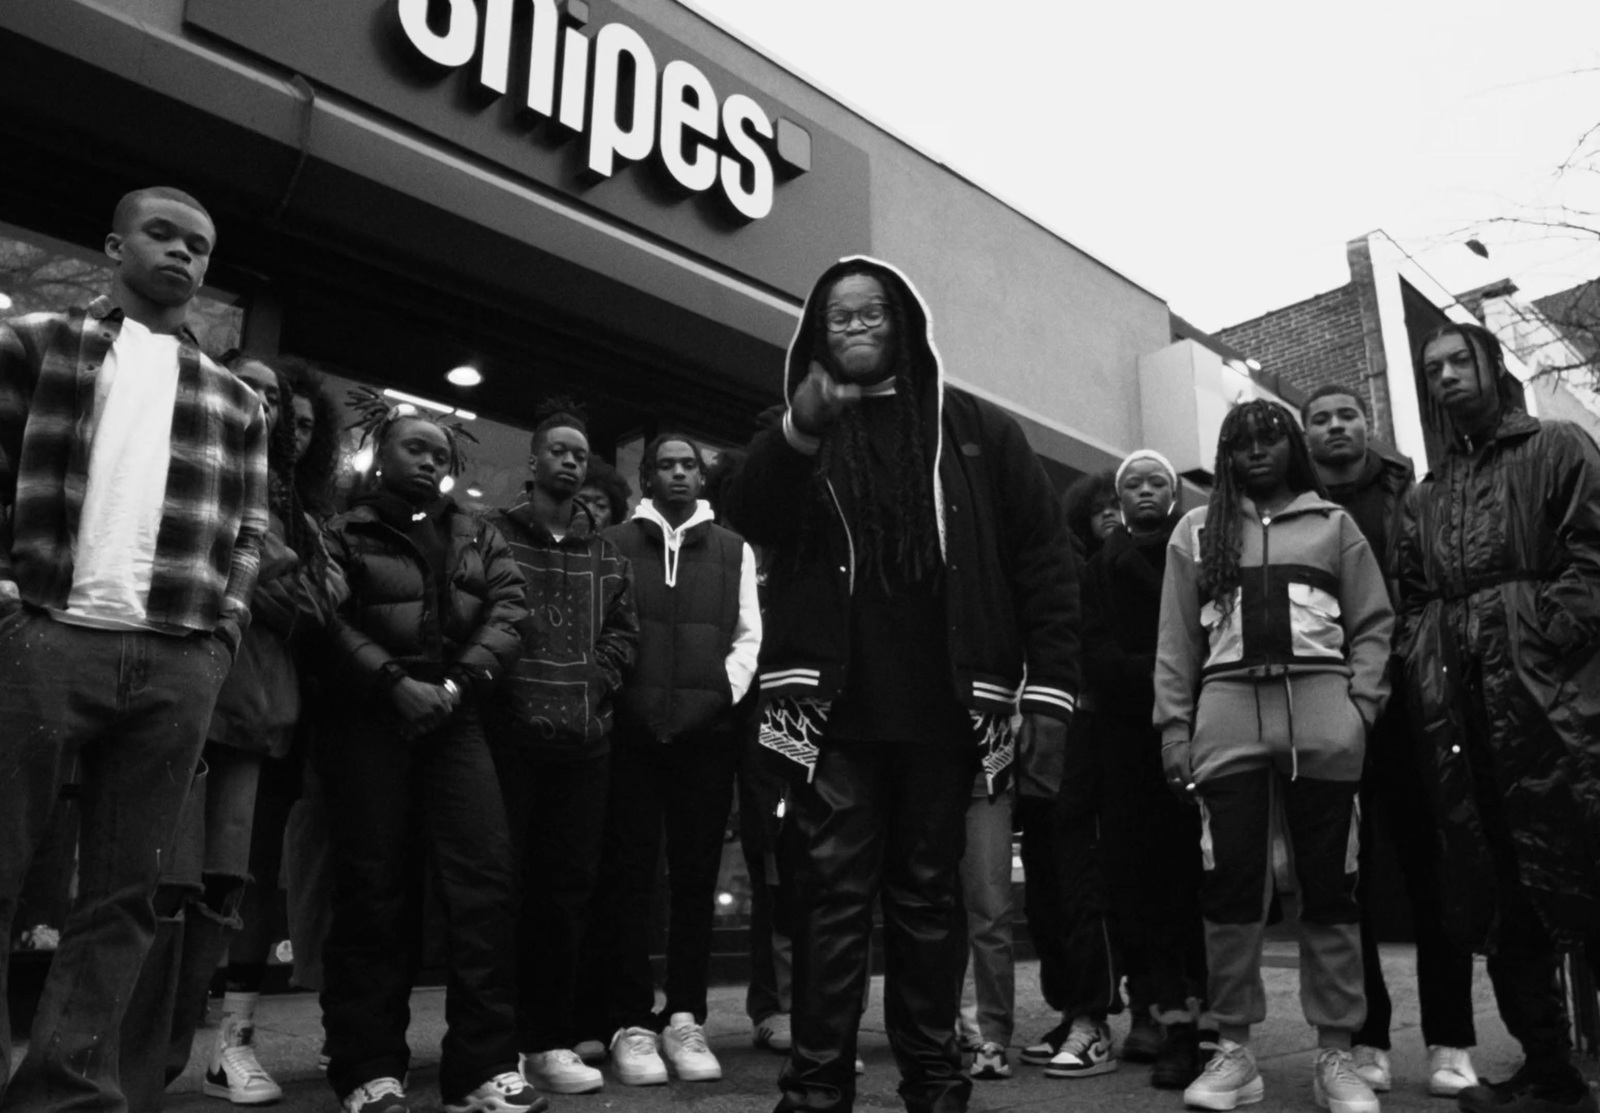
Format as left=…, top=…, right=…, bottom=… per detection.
left=1394, top=381, right=1600, bottom=949
left=325, top=495, right=527, bottom=704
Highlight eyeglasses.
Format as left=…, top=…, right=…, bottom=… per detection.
left=823, top=304, right=888, bottom=333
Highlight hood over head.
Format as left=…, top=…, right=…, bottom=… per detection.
left=1411, top=320, right=1530, bottom=450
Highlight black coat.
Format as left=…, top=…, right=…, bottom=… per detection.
left=1394, top=401, right=1600, bottom=949
left=324, top=497, right=527, bottom=704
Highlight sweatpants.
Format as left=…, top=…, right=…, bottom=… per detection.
left=1191, top=674, right=1366, bottom=1045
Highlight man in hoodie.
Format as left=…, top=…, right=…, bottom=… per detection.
left=1302, top=385, right=1479, bottom=1099
left=720, top=258, right=1079, bottom=1113
left=486, top=404, right=638, bottom=1097
left=1395, top=323, right=1600, bottom=1113
left=581, top=433, right=761, bottom=1086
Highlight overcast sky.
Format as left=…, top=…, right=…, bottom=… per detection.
left=687, top=0, right=1600, bottom=331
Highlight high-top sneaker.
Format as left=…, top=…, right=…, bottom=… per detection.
left=204, top=994, right=284, bottom=1105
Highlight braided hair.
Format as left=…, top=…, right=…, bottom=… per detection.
left=808, top=263, right=941, bottom=586
left=347, top=386, right=476, bottom=479
left=1197, top=399, right=1327, bottom=609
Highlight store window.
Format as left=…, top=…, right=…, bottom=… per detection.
left=0, top=219, right=244, bottom=350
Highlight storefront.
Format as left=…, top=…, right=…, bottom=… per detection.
left=1, top=0, right=1177, bottom=983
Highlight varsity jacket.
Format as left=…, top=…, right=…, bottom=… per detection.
left=720, top=257, right=1080, bottom=788
left=0, top=298, right=269, bottom=652
left=604, top=499, right=760, bottom=742
left=1153, top=490, right=1394, bottom=750
left=487, top=494, right=638, bottom=758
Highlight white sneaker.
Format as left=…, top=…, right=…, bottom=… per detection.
left=520, top=1049, right=603, bottom=1094
left=443, top=1071, right=547, bottom=1113
left=609, top=1027, right=668, bottom=1086
left=203, top=1014, right=284, bottom=1105
left=661, top=1012, right=722, bottom=1082
left=1184, top=1040, right=1264, bottom=1111
left=1352, top=1045, right=1392, bottom=1093
left=1426, top=1046, right=1479, bottom=1097
left=1313, top=1048, right=1380, bottom=1113
left=753, top=1013, right=792, bottom=1052
left=342, top=1078, right=409, bottom=1113
left=1044, top=1017, right=1117, bottom=1078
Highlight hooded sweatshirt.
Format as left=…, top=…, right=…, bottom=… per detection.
left=719, top=256, right=1080, bottom=789
left=604, top=498, right=761, bottom=742
left=1153, top=490, right=1394, bottom=754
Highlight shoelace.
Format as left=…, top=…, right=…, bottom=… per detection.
left=356, top=1078, right=406, bottom=1101
left=1198, top=1042, right=1250, bottom=1077
left=218, top=1044, right=274, bottom=1085
left=549, top=1050, right=583, bottom=1067
left=485, top=1072, right=527, bottom=1095
left=1060, top=1022, right=1103, bottom=1058
left=623, top=1031, right=659, bottom=1056
left=672, top=1025, right=710, bottom=1054
left=1317, top=1050, right=1367, bottom=1089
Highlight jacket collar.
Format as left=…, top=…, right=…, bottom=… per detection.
left=87, top=295, right=202, bottom=348
left=1240, top=489, right=1341, bottom=521
left=504, top=488, right=594, bottom=543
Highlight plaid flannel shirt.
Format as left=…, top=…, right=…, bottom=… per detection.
left=0, top=297, right=268, bottom=651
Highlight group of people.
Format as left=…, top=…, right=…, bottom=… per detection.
left=0, top=188, right=1598, bottom=1113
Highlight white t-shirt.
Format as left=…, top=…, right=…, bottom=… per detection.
left=57, top=317, right=182, bottom=632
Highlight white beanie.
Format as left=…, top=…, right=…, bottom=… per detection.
left=1115, top=448, right=1179, bottom=493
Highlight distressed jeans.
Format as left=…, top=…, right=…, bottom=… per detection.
left=0, top=607, right=229, bottom=1113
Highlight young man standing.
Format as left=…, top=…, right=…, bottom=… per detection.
left=487, top=406, right=637, bottom=1096
left=584, top=433, right=761, bottom=1086
left=0, top=187, right=269, bottom=1110
left=1302, top=385, right=1479, bottom=1098
left=1395, top=323, right=1600, bottom=1113
left=720, top=257, right=1079, bottom=1113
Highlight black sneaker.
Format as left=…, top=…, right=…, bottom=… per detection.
left=343, top=1078, right=410, bottom=1113
left=1150, top=1023, right=1202, bottom=1090
left=1457, top=1062, right=1598, bottom=1113
left=1122, top=1014, right=1163, bottom=1064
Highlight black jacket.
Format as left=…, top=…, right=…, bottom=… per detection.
left=1323, top=448, right=1414, bottom=579
left=1394, top=378, right=1600, bottom=950
left=487, top=496, right=636, bottom=757
left=720, top=257, right=1079, bottom=785
left=324, top=495, right=527, bottom=705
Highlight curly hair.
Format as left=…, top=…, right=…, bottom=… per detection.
left=1198, top=399, right=1327, bottom=610
left=806, top=262, right=941, bottom=587
left=277, top=358, right=341, bottom=518
left=579, top=457, right=632, bottom=526
left=1060, top=469, right=1118, bottom=560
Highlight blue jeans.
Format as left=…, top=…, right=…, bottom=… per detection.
left=0, top=608, right=229, bottom=1113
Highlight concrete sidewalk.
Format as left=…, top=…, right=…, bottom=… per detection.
left=131, top=945, right=1583, bottom=1112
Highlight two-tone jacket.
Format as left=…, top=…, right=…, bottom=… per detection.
left=1153, top=490, right=1394, bottom=768
left=720, top=257, right=1080, bottom=789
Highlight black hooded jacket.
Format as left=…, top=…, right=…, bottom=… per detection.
left=1394, top=371, right=1600, bottom=950
left=720, top=257, right=1080, bottom=786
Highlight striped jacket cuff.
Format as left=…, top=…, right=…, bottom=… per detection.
left=1020, top=684, right=1077, bottom=719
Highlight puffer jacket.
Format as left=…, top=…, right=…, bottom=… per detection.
left=324, top=495, right=527, bottom=704
left=1393, top=382, right=1600, bottom=950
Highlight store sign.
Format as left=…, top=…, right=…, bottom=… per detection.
left=395, top=0, right=803, bottom=220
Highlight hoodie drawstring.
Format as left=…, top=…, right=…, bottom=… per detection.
left=1251, top=668, right=1298, bottom=782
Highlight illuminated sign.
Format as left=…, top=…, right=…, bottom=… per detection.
left=395, top=0, right=809, bottom=220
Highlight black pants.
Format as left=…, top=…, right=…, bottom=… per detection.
left=316, top=709, right=519, bottom=1103
left=776, top=738, right=976, bottom=1113
left=1047, top=716, right=1123, bottom=1023
left=583, top=726, right=741, bottom=1031
left=492, top=747, right=610, bottom=1053
left=1354, top=712, right=1476, bottom=1050
left=740, top=736, right=795, bottom=1024
left=1015, top=795, right=1067, bottom=1013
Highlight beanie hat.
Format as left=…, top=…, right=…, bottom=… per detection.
left=1115, top=448, right=1178, bottom=494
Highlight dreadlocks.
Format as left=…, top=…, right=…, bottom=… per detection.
left=218, top=352, right=327, bottom=584
left=809, top=264, right=941, bottom=587
left=1197, top=399, right=1327, bottom=610
left=347, top=386, right=477, bottom=478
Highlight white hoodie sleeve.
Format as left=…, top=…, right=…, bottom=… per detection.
left=726, top=542, right=763, bottom=703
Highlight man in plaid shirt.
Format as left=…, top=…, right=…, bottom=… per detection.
left=0, top=187, right=268, bottom=1111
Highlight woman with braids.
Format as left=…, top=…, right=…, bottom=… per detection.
left=316, top=395, right=541, bottom=1113
left=119, top=354, right=346, bottom=1112
left=1153, top=399, right=1393, bottom=1113
left=720, top=257, right=1079, bottom=1113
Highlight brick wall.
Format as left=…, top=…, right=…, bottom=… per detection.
left=1216, top=284, right=1370, bottom=400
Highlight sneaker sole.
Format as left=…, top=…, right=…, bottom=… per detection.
left=529, top=1075, right=604, bottom=1095
left=202, top=1081, right=284, bottom=1104
left=1313, top=1080, right=1379, bottom=1113
left=972, top=1069, right=1013, bottom=1081
left=667, top=1063, right=722, bottom=1082
left=1045, top=1059, right=1118, bottom=1079
left=1184, top=1076, right=1265, bottom=1110
left=613, top=1067, right=668, bottom=1086
left=1019, top=1050, right=1056, bottom=1066
left=442, top=1098, right=551, bottom=1113
left=1427, top=1075, right=1474, bottom=1097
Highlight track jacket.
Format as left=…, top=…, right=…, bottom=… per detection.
left=720, top=257, right=1080, bottom=789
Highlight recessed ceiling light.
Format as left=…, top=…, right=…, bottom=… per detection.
left=466, top=486, right=484, bottom=498
left=447, top=365, right=482, bottom=388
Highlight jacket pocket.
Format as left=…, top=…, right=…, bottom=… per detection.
left=1288, top=582, right=1344, bottom=659
left=1199, top=596, right=1244, bottom=667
